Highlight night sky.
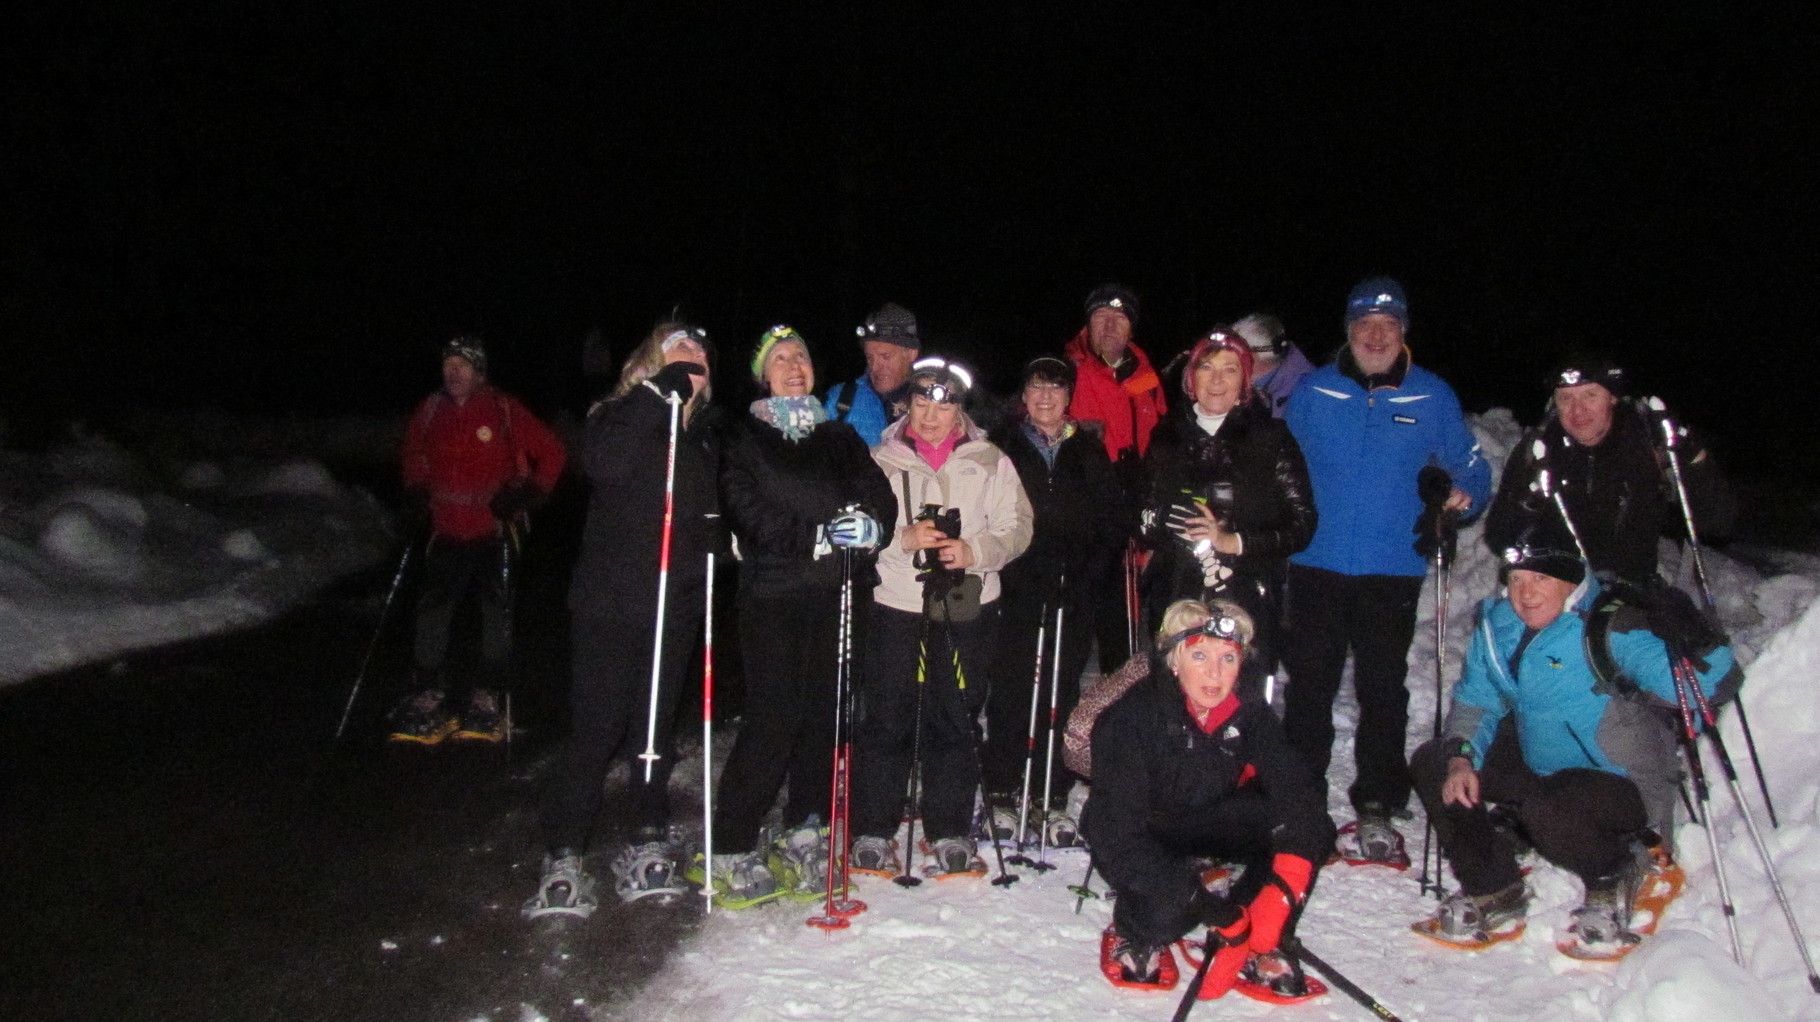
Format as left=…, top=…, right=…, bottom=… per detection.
left=6, top=4, right=1814, bottom=475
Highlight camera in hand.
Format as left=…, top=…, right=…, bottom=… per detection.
left=913, top=503, right=963, bottom=574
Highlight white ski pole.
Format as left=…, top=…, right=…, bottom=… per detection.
left=638, top=390, right=684, bottom=783
left=1532, top=438, right=1588, bottom=561
left=1008, top=608, right=1047, bottom=862
left=1035, top=596, right=1066, bottom=871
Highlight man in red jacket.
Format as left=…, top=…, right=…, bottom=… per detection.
left=396, top=337, right=567, bottom=744
left=1063, top=284, right=1166, bottom=670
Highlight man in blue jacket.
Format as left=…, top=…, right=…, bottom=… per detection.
left=1409, top=542, right=1737, bottom=949
left=1283, top=277, right=1490, bottom=862
left=824, top=302, right=921, bottom=447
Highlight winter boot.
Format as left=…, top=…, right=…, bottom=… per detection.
left=850, top=835, right=901, bottom=877
left=1040, top=807, right=1084, bottom=849
left=1100, top=926, right=1179, bottom=989
left=521, top=851, right=599, bottom=920
left=986, top=795, right=1023, bottom=842
left=772, top=820, right=830, bottom=900
left=926, top=836, right=985, bottom=878
left=1567, top=876, right=1636, bottom=947
left=453, top=688, right=505, bottom=743
left=1434, top=881, right=1529, bottom=944
left=610, top=828, right=687, bottom=903
left=388, top=689, right=456, bottom=745
left=1116, top=939, right=1167, bottom=984
left=1354, top=810, right=1401, bottom=863
left=696, top=850, right=783, bottom=909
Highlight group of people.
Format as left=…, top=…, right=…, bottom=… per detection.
left=393, top=275, right=1742, bottom=999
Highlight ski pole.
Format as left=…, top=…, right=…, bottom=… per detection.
left=1418, top=533, right=1449, bottom=900
left=811, top=548, right=867, bottom=927
left=1280, top=937, right=1406, bottom=1022
left=1531, top=438, right=1589, bottom=562
left=499, top=527, right=516, bottom=762
left=1008, top=603, right=1049, bottom=864
left=1667, top=650, right=1744, bottom=964
left=1674, top=655, right=1820, bottom=991
left=1068, top=855, right=1098, bottom=913
left=1124, top=539, right=1141, bottom=661
left=1648, top=396, right=1779, bottom=827
left=637, top=390, right=684, bottom=783
left=334, top=540, right=415, bottom=741
left=1171, top=928, right=1219, bottom=1022
left=1031, top=594, right=1066, bottom=874
left=981, top=789, right=1019, bottom=888
left=700, top=550, right=715, bottom=914
left=895, top=613, right=929, bottom=889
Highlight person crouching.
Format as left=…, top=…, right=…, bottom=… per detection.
left=1082, top=599, right=1335, bottom=1000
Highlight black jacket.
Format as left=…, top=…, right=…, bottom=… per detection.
left=987, top=418, right=1127, bottom=604
left=569, top=367, right=722, bottom=615
left=719, top=413, right=896, bottom=597
left=1139, top=400, right=1316, bottom=610
left=1082, top=666, right=1332, bottom=920
left=1485, top=402, right=1735, bottom=585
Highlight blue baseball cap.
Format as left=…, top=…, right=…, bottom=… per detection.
left=1345, top=277, right=1409, bottom=328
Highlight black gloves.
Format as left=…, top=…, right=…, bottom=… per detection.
left=1413, top=466, right=1460, bottom=567
left=1635, top=579, right=1728, bottom=663
left=490, top=479, right=541, bottom=520
left=648, top=360, right=705, bottom=400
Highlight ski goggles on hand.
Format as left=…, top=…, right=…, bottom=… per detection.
left=1160, top=613, right=1245, bottom=653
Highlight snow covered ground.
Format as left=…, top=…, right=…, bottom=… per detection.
left=623, top=412, right=1820, bottom=1022
left=0, top=421, right=393, bottom=685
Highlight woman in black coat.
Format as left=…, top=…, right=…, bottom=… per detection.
left=1140, top=327, right=1316, bottom=697
left=983, top=356, right=1125, bottom=844
left=529, top=322, right=720, bottom=916
left=703, top=325, right=895, bottom=906
left=1082, top=599, right=1335, bottom=999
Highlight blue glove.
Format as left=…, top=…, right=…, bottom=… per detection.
left=827, top=509, right=881, bottom=551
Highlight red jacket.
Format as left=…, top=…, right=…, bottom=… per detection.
left=1063, top=328, right=1167, bottom=461
left=402, top=385, right=567, bottom=541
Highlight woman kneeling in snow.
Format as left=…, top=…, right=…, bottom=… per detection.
left=1082, top=598, right=1335, bottom=1001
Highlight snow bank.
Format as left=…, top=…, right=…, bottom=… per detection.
left=604, top=411, right=1820, bottom=1022
left=0, top=426, right=393, bottom=685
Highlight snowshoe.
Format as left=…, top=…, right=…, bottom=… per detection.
left=388, top=689, right=456, bottom=746
left=610, top=832, right=689, bottom=903
left=522, top=853, right=599, bottom=920
left=451, top=689, right=505, bottom=743
left=922, top=837, right=987, bottom=879
left=684, top=850, right=785, bottom=910
left=1234, top=950, right=1328, bottom=1004
left=771, top=821, right=830, bottom=902
left=1100, top=927, right=1179, bottom=990
left=1557, top=848, right=1683, bottom=961
left=1336, top=816, right=1411, bottom=869
left=849, top=835, right=902, bottom=878
left=1412, top=881, right=1529, bottom=948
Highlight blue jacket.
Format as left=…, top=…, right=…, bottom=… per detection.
left=1286, top=360, right=1489, bottom=577
left=824, top=375, right=891, bottom=448
left=1443, top=576, right=1737, bottom=837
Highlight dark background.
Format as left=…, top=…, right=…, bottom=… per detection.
left=5, top=3, right=1814, bottom=476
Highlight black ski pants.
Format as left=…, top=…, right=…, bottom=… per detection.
left=1412, top=729, right=1649, bottom=896
left=1105, top=790, right=1335, bottom=950
left=1281, top=564, right=1423, bottom=814
left=540, top=588, right=701, bottom=852
left=853, top=602, right=997, bottom=843
left=711, top=585, right=845, bottom=852
left=412, top=533, right=513, bottom=696
left=984, top=586, right=1092, bottom=804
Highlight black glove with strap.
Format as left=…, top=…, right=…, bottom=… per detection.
left=490, top=478, right=541, bottom=520
left=648, top=360, right=704, bottom=401
left=1636, top=578, right=1728, bottom=664
left=1413, top=465, right=1460, bottom=567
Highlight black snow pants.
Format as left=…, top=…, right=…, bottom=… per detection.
left=412, top=533, right=513, bottom=696
left=983, top=584, right=1092, bottom=806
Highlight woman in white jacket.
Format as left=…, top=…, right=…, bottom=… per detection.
left=849, top=358, right=1034, bottom=878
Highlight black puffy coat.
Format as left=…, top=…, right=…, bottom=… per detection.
left=719, top=414, right=896, bottom=596
left=986, top=418, right=1127, bottom=603
left=569, top=368, right=722, bottom=615
left=1082, top=666, right=1333, bottom=924
left=1139, top=400, right=1316, bottom=628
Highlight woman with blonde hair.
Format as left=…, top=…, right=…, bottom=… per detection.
left=525, top=322, right=722, bottom=916
left=1081, top=598, right=1334, bottom=1003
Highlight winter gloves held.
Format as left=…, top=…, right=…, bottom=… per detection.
left=826, top=507, right=881, bottom=551
left=1194, top=853, right=1315, bottom=1000
left=1413, top=465, right=1461, bottom=566
left=648, top=359, right=706, bottom=401
left=490, top=479, right=542, bottom=521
